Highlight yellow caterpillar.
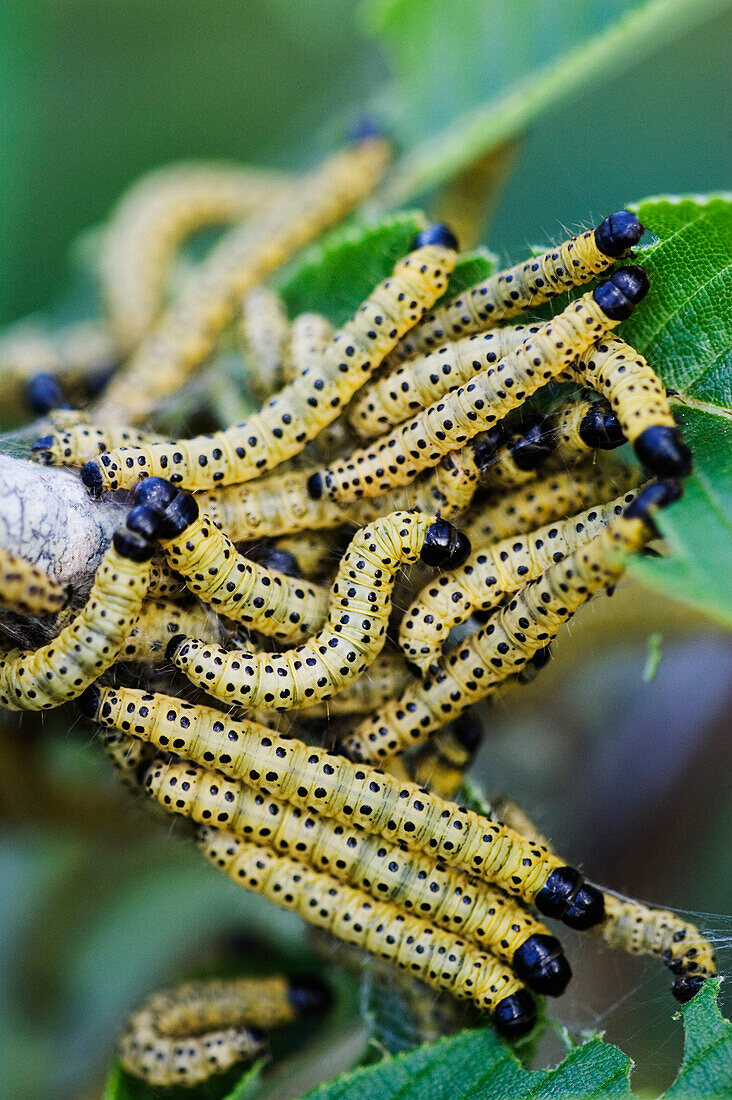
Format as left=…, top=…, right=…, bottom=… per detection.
left=239, top=285, right=291, bottom=401
left=83, top=231, right=456, bottom=492
left=92, top=134, right=391, bottom=425
left=0, top=548, right=69, bottom=617
left=199, top=826, right=536, bottom=1037
left=144, top=755, right=571, bottom=996
left=117, top=597, right=220, bottom=663
left=307, top=268, right=649, bottom=505
left=343, top=482, right=677, bottom=759
left=33, top=419, right=164, bottom=468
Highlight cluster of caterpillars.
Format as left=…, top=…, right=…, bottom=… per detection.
left=0, top=133, right=712, bottom=1089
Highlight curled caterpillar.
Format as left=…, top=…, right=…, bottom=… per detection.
left=92, top=134, right=391, bottom=426
left=462, top=461, right=645, bottom=547
left=0, top=520, right=153, bottom=710
left=82, top=684, right=604, bottom=928
left=563, top=335, right=692, bottom=477
left=148, top=487, right=330, bottom=645
left=117, top=597, right=220, bottom=663
left=163, top=508, right=470, bottom=709
left=239, top=286, right=291, bottom=401
left=399, top=487, right=641, bottom=671
left=144, top=755, right=571, bottom=997
left=351, top=323, right=538, bottom=439
left=491, top=797, right=716, bottom=1003
left=0, top=548, right=69, bottom=616
left=472, top=395, right=626, bottom=493
left=100, top=162, right=292, bottom=349
left=199, top=826, right=536, bottom=1037
left=197, top=444, right=479, bottom=541
left=308, top=267, right=650, bottom=505
left=386, top=211, right=644, bottom=363
left=83, top=229, right=456, bottom=493
left=343, top=481, right=679, bottom=760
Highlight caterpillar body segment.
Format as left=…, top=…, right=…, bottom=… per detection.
left=240, top=286, right=290, bottom=400
left=156, top=496, right=329, bottom=644
left=386, top=715, right=484, bottom=800
left=33, top=420, right=164, bottom=468
left=399, top=487, right=641, bottom=670
left=491, top=797, right=715, bottom=1003
left=0, top=524, right=153, bottom=710
left=0, top=549, right=68, bottom=616
left=99, top=728, right=156, bottom=791
left=563, top=336, right=692, bottom=477
left=284, top=311, right=334, bottom=384
left=165, top=510, right=470, bottom=709
left=101, top=162, right=292, bottom=349
left=345, top=482, right=677, bottom=759
left=148, top=559, right=187, bottom=599
left=293, top=653, right=412, bottom=718
left=386, top=211, right=644, bottom=363
left=473, top=396, right=625, bottom=493
left=462, top=462, right=645, bottom=548
left=199, top=826, right=536, bottom=1036
left=92, top=136, right=392, bottom=425
left=144, top=756, right=571, bottom=996
left=309, top=269, right=650, bottom=505
left=197, top=446, right=479, bottom=542
left=84, top=237, right=456, bottom=493
left=83, top=684, right=602, bottom=927
left=119, top=598, right=220, bottom=663
left=351, top=323, right=538, bottom=439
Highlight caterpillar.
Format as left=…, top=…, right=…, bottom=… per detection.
left=342, top=481, right=679, bottom=760
left=32, top=418, right=164, bottom=468
left=81, top=683, right=604, bottom=927
left=92, top=135, right=392, bottom=426
left=149, top=488, right=330, bottom=645
left=293, top=653, right=412, bottom=718
left=118, top=597, right=220, bottom=663
left=199, top=826, right=537, bottom=1037
left=239, top=285, right=291, bottom=401
left=98, top=728, right=156, bottom=791
left=562, top=336, right=692, bottom=477
left=0, top=548, right=69, bottom=617
left=462, top=461, right=645, bottom=547
left=266, top=532, right=343, bottom=583
left=399, top=487, right=641, bottom=671
left=285, top=311, right=334, bottom=384
left=0, top=519, right=154, bottom=710
left=385, top=211, right=644, bottom=364
left=144, top=756, right=571, bottom=996
left=100, top=162, right=293, bottom=349
left=163, top=507, right=470, bottom=709
left=473, top=395, right=626, bottom=493
left=147, top=558, right=187, bottom=599
left=350, top=323, right=539, bottom=439
left=307, top=267, right=650, bottom=505
left=491, top=797, right=716, bottom=1003
left=82, top=227, right=457, bottom=492
left=197, top=444, right=479, bottom=541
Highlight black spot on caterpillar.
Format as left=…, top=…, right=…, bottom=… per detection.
left=344, top=481, right=680, bottom=759
left=32, top=417, right=164, bottom=468
left=308, top=268, right=650, bottom=505
left=0, top=548, right=69, bottom=617
left=83, top=234, right=456, bottom=491
left=0, top=521, right=154, bottom=710
left=81, top=683, right=603, bottom=926
left=144, top=755, right=571, bottom=997
left=198, top=825, right=537, bottom=1037
left=399, top=487, right=641, bottom=671
left=387, top=211, right=644, bottom=362
left=93, top=135, right=392, bottom=424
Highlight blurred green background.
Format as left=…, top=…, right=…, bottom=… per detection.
left=0, top=2, right=731, bottom=1098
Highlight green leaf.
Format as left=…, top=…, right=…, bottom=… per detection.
left=102, top=1059, right=265, bottom=1100
left=365, top=0, right=730, bottom=207
left=617, top=195, right=732, bottom=624
left=663, top=978, right=732, bottom=1099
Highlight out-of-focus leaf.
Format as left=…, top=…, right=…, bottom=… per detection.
left=102, top=1058, right=265, bottom=1100
left=364, top=0, right=730, bottom=207
left=643, top=633, right=663, bottom=682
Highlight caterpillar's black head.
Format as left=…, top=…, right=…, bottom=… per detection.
left=472, top=426, right=504, bottom=473
left=26, top=372, right=68, bottom=415
left=31, top=435, right=55, bottom=464
left=412, top=223, right=459, bottom=252
left=81, top=461, right=105, bottom=497
left=634, top=425, right=693, bottom=478
left=510, top=414, right=555, bottom=471
left=535, top=867, right=606, bottom=929
left=132, top=476, right=178, bottom=513
left=578, top=400, right=626, bottom=450
left=307, top=471, right=324, bottom=500
left=625, top=478, right=683, bottom=535
left=512, top=934, right=572, bottom=996
left=159, top=492, right=200, bottom=539
left=288, top=976, right=333, bottom=1016
left=77, top=685, right=101, bottom=718
left=594, top=211, right=644, bottom=258
left=593, top=265, right=650, bottom=321
left=451, top=713, right=483, bottom=753
left=113, top=525, right=155, bottom=562
left=246, top=545, right=302, bottom=579
left=491, top=989, right=537, bottom=1039
left=165, top=633, right=187, bottom=662
left=421, top=518, right=471, bottom=568
left=517, top=644, right=552, bottom=684
left=672, top=974, right=706, bottom=1004
left=562, top=883, right=606, bottom=930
